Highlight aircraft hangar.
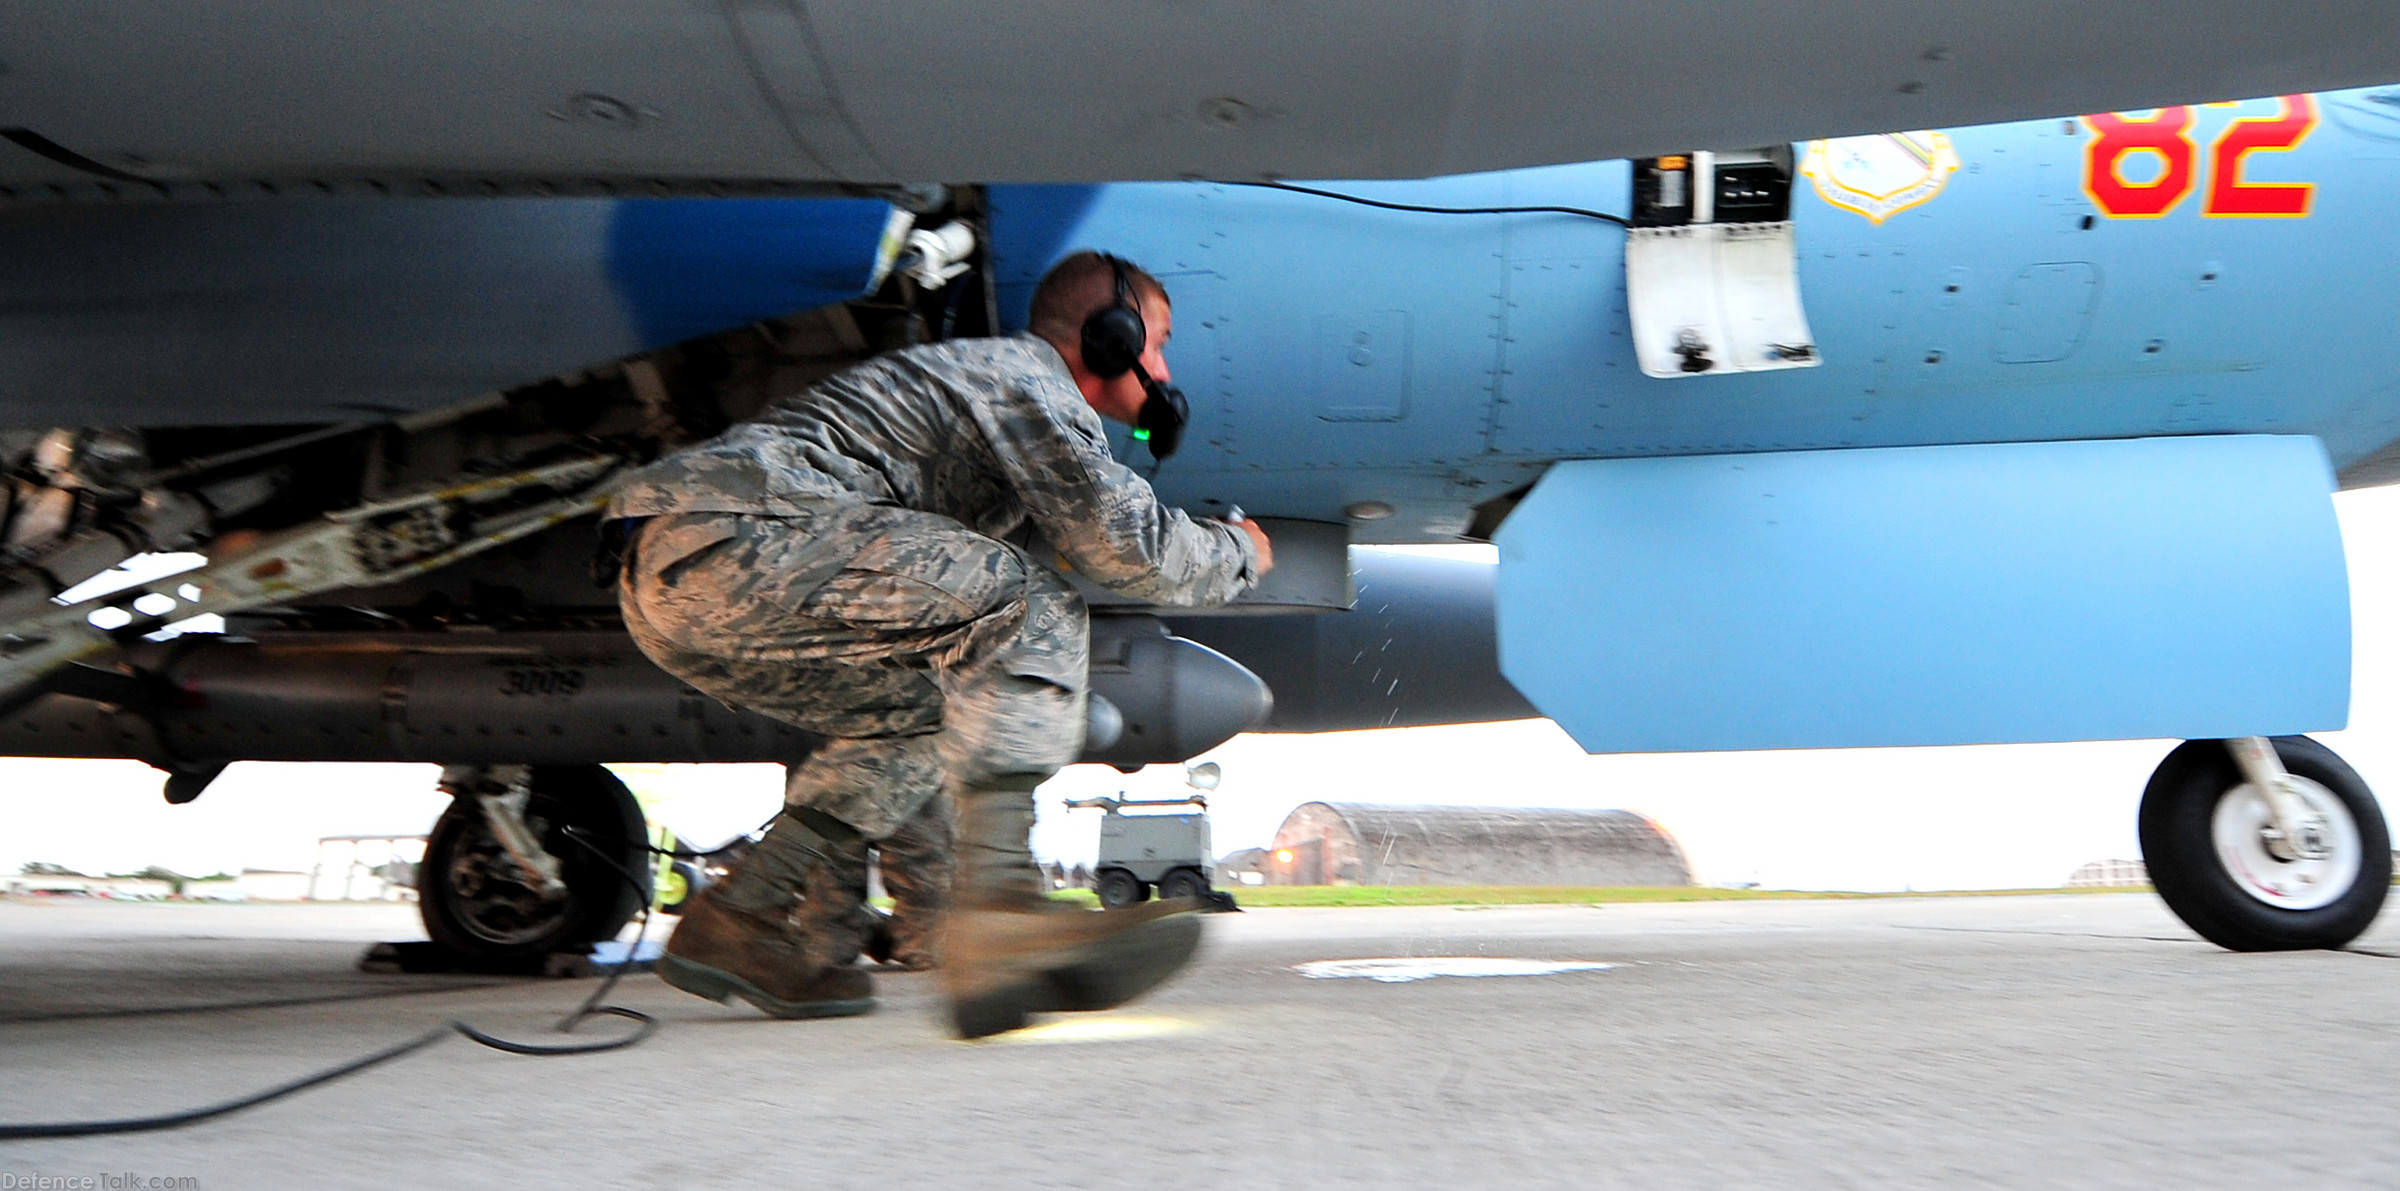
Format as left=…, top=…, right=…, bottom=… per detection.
left=1261, top=802, right=1692, bottom=887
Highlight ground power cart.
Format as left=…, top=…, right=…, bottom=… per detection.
left=1067, top=795, right=1236, bottom=911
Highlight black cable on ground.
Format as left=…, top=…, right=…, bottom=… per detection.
left=0, top=829, right=662, bottom=1141
left=0, top=1026, right=452, bottom=1140
left=1219, top=179, right=1632, bottom=227
left=546, top=825, right=663, bottom=1036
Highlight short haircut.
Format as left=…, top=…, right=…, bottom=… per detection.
left=1027, top=251, right=1169, bottom=349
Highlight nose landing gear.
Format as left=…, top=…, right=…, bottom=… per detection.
left=418, top=764, right=652, bottom=965
left=2140, top=736, right=2391, bottom=951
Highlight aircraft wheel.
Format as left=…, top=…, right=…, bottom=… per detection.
left=1095, top=868, right=1148, bottom=909
left=2139, top=736, right=2391, bottom=952
left=1157, top=868, right=1209, bottom=901
left=420, top=765, right=651, bottom=963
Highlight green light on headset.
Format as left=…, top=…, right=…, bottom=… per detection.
left=1131, top=428, right=1152, bottom=441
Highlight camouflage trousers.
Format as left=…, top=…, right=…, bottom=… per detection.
left=619, top=506, right=1089, bottom=961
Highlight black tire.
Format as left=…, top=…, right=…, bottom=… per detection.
left=862, top=906, right=898, bottom=966
left=1095, top=868, right=1148, bottom=909
left=2139, top=736, right=2390, bottom=952
left=1157, top=867, right=1209, bottom=901
left=420, top=765, right=651, bottom=962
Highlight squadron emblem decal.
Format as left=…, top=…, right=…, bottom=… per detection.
left=1800, top=131, right=1962, bottom=224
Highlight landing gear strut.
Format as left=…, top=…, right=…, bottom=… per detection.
left=418, top=764, right=651, bottom=964
left=2140, top=736, right=2391, bottom=951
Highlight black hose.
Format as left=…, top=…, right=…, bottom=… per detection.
left=631, top=813, right=776, bottom=862
left=1219, top=179, right=1632, bottom=227
left=0, top=1027, right=452, bottom=1140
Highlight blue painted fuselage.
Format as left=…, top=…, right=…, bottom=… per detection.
left=3, top=89, right=2397, bottom=548
left=989, top=87, right=2400, bottom=540
left=0, top=197, right=897, bottom=425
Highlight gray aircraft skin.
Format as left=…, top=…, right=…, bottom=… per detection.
left=6, top=24, right=2400, bottom=959
left=7, top=2, right=2400, bottom=192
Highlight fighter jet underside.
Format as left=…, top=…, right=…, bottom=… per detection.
left=7, top=1, right=2400, bottom=197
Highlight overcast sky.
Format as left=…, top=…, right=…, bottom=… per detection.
left=9, top=485, right=2400, bottom=892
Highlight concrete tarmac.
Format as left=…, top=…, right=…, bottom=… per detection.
left=4, top=892, right=2400, bottom=1189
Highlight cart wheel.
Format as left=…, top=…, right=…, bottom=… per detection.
left=1096, top=868, right=1148, bottom=909
left=1158, top=867, right=1209, bottom=901
left=657, top=861, right=700, bottom=915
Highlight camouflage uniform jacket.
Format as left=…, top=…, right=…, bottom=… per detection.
left=609, top=334, right=1258, bottom=607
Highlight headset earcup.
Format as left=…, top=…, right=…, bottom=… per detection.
left=1080, top=305, right=1146, bottom=378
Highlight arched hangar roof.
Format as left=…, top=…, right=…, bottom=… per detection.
left=1267, top=802, right=1690, bottom=887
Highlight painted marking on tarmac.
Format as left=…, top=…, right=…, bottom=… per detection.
left=989, top=1013, right=1198, bottom=1045
left=1294, top=958, right=1616, bottom=983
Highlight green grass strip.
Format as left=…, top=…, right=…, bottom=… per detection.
left=1043, top=884, right=2151, bottom=908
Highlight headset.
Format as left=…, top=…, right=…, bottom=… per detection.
left=1079, top=253, right=1190, bottom=463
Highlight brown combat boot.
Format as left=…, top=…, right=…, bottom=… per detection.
left=659, top=814, right=873, bottom=1019
left=661, top=888, right=874, bottom=1018
left=939, top=776, right=1204, bottom=1039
